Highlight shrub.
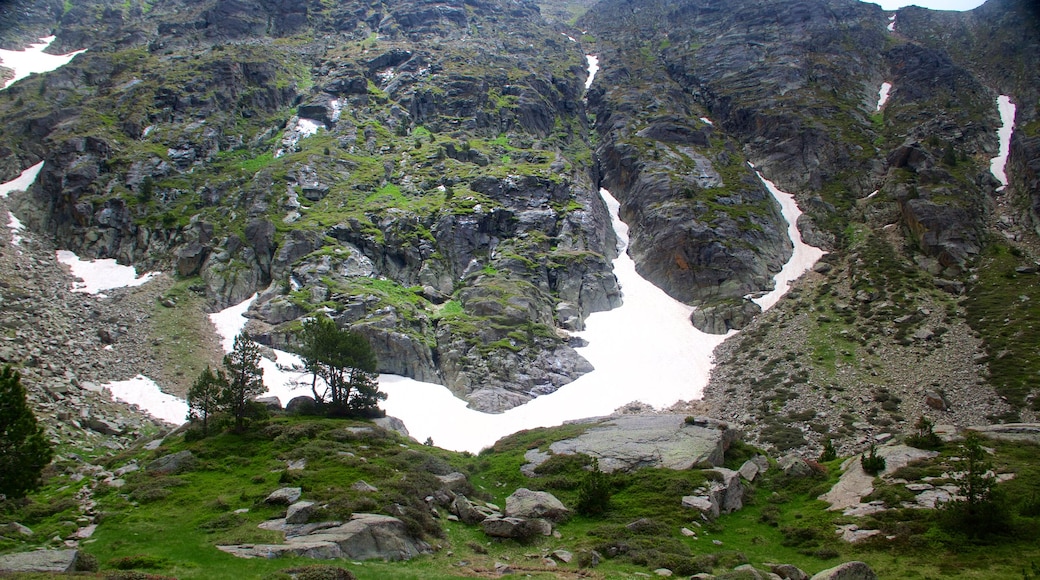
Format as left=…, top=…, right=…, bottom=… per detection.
left=108, top=554, right=170, bottom=570
left=576, top=459, right=611, bottom=517
left=819, top=438, right=837, bottom=462
left=905, top=416, right=943, bottom=450
left=861, top=443, right=886, bottom=475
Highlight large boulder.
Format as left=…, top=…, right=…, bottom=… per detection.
left=146, top=450, right=196, bottom=474
left=452, top=495, right=490, bottom=525
left=810, top=561, right=878, bottom=580
left=504, top=488, right=570, bottom=523
left=218, top=513, right=430, bottom=561
left=0, top=550, right=78, bottom=573
left=546, top=414, right=737, bottom=473
left=481, top=515, right=548, bottom=539
left=265, top=487, right=303, bottom=505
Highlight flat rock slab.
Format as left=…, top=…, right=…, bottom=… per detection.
left=970, top=423, right=1040, bottom=444
left=819, top=445, right=938, bottom=512
left=544, top=414, right=735, bottom=473
left=0, top=550, right=78, bottom=573
left=219, top=513, right=429, bottom=562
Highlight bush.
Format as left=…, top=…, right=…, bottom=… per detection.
left=576, top=459, right=611, bottom=517
left=108, top=554, right=170, bottom=570
left=861, top=443, right=886, bottom=475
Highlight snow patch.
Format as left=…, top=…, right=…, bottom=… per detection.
left=749, top=164, right=826, bottom=312
left=0, top=161, right=44, bottom=199
left=876, top=82, right=892, bottom=111
left=700, top=117, right=714, bottom=126
left=7, top=211, right=25, bottom=245
left=584, top=55, right=599, bottom=91
left=0, top=36, right=87, bottom=90
left=990, top=95, right=1016, bottom=191
left=887, top=14, right=896, bottom=32
left=104, top=375, right=189, bottom=426
left=562, top=33, right=577, bottom=43
left=55, top=250, right=159, bottom=295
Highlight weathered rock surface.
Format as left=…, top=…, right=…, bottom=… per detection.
left=504, top=488, right=569, bottom=523
left=809, top=561, right=878, bottom=580
left=218, top=513, right=430, bottom=561
left=535, top=414, right=737, bottom=473
left=0, top=550, right=79, bottom=573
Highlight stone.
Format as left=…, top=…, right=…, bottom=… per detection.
left=733, top=564, right=769, bottom=579
left=969, top=423, right=1040, bottom=445
left=551, top=549, right=573, bottom=563
left=286, top=501, right=317, bottom=525
left=0, top=550, right=78, bottom=573
left=778, top=455, right=814, bottom=478
left=219, top=513, right=429, bottom=561
left=480, top=516, right=541, bottom=540
left=809, top=561, right=878, bottom=580
left=255, top=396, right=282, bottom=410
left=451, top=495, right=488, bottom=525
left=352, top=480, right=378, bottom=493
left=286, top=395, right=317, bottom=415
left=739, top=459, right=761, bottom=481
left=1, top=522, right=33, bottom=536
left=924, top=391, right=949, bottom=411
left=654, top=568, right=673, bottom=576
left=708, top=467, right=744, bottom=513
left=436, top=472, right=469, bottom=493
left=504, top=488, right=569, bottom=522
left=681, top=527, right=696, bottom=537
left=681, top=495, right=719, bottom=520
left=770, top=563, right=810, bottom=580
left=265, top=487, right=303, bottom=505
left=546, top=414, right=737, bottom=472
left=146, top=450, right=195, bottom=474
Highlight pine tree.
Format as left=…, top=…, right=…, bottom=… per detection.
left=0, top=366, right=54, bottom=499
left=296, top=315, right=385, bottom=417
left=221, top=332, right=265, bottom=431
left=187, top=366, right=227, bottom=436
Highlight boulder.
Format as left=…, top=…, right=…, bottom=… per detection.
left=0, top=550, right=78, bottom=573
left=451, top=495, right=489, bottom=525
left=778, top=455, right=814, bottom=478
left=681, top=495, right=719, bottom=520
left=481, top=515, right=543, bottom=540
left=286, top=501, right=317, bottom=525
left=255, top=396, right=282, bottom=410
left=352, top=480, right=378, bottom=493
left=286, top=396, right=317, bottom=415
left=547, top=414, right=737, bottom=472
left=219, top=513, right=430, bottom=561
left=146, top=450, right=196, bottom=474
left=265, top=487, right=303, bottom=505
left=504, top=488, right=569, bottom=522
left=770, top=563, right=809, bottom=580
left=436, top=472, right=469, bottom=493
left=809, top=561, right=878, bottom=580
left=707, top=467, right=744, bottom=513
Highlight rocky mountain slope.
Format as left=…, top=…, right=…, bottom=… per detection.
left=1, top=0, right=1039, bottom=452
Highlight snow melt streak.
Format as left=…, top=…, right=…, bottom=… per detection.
left=750, top=169, right=826, bottom=311
left=990, top=95, right=1016, bottom=190
left=876, top=82, right=892, bottom=111
left=584, top=55, right=599, bottom=90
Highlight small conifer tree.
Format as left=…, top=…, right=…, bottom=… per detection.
left=0, top=366, right=54, bottom=499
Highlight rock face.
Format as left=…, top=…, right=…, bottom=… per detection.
left=531, top=414, right=737, bottom=473
left=0, top=550, right=79, bottom=573
left=0, top=0, right=619, bottom=414
left=809, top=561, right=878, bottom=580
left=218, top=513, right=430, bottom=561
left=504, top=488, right=570, bottom=523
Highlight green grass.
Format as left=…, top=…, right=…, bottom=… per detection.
left=965, top=241, right=1040, bottom=416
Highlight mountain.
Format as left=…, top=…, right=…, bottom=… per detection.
left=2, top=0, right=1040, bottom=577
left=1, top=0, right=1039, bottom=492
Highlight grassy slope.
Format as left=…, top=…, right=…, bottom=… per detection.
left=3, top=416, right=1040, bottom=579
